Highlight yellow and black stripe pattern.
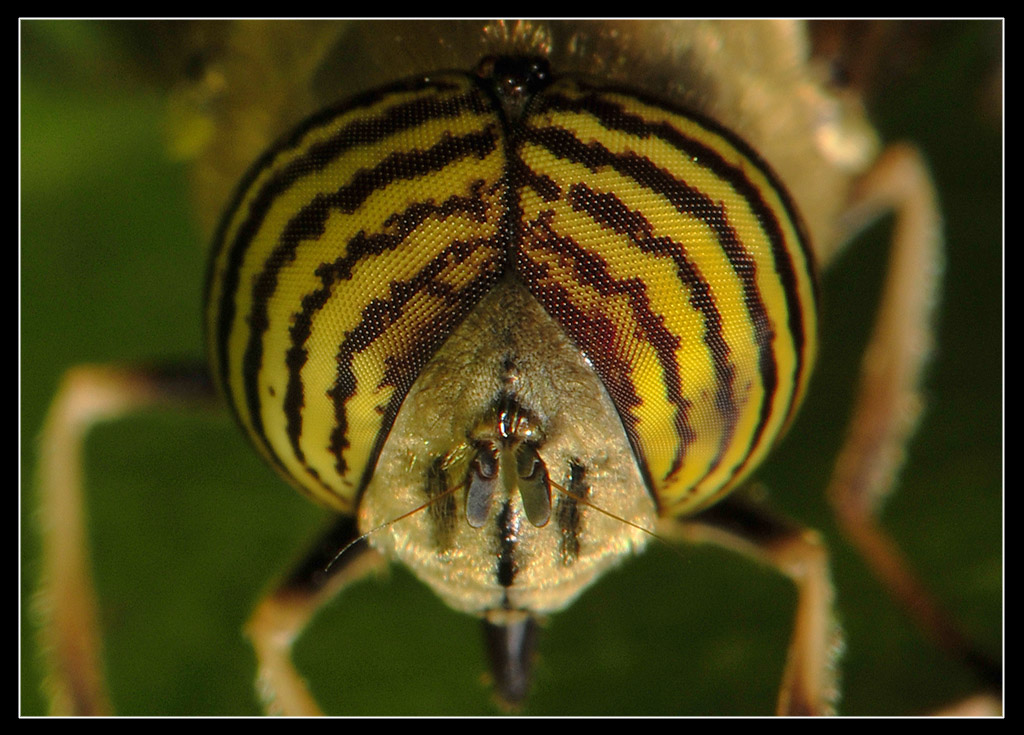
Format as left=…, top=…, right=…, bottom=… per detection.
left=205, top=59, right=817, bottom=517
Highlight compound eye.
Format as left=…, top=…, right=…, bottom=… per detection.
left=466, top=443, right=499, bottom=528
left=516, top=444, right=551, bottom=528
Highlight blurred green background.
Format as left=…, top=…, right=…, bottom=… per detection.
left=21, top=20, right=1001, bottom=715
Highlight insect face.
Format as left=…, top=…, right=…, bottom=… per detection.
left=22, top=20, right=1001, bottom=716
left=358, top=277, right=656, bottom=617
left=205, top=51, right=815, bottom=624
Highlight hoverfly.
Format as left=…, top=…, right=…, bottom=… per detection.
left=21, top=20, right=1001, bottom=715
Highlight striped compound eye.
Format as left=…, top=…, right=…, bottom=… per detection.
left=205, top=56, right=817, bottom=615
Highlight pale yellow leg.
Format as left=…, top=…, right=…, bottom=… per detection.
left=660, top=497, right=842, bottom=716
left=245, top=518, right=386, bottom=716
left=932, top=693, right=1003, bottom=717
left=828, top=144, right=999, bottom=689
left=35, top=363, right=217, bottom=715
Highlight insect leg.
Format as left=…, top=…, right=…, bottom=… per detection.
left=245, top=517, right=385, bottom=716
left=660, top=495, right=841, bottom=715
left=828, top=143, right=1000, bottom=692
left=35, top=362, right=218, bottom=715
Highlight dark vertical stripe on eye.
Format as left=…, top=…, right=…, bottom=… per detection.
left=539, top=86, right=816, bottom=463
left=326, top=235, right=507, bottom=491
left=522, top=124, right=755, bottom=487
left=239, top=127, right=500, bottom=482
left=539, top=84, right=817, bottom=312
left=565, top=183, right=740, bottom=480
left=204, top=79, right=469, bottom=321
left=283, top=189, right=492, bottom=472
left=213, top=79, right=486, bottom=399
left=528, top=92, right=815, bottom=491
left=516, top=209, right=696, bottom=499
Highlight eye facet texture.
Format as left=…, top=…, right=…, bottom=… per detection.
left=206, top=63, right=817, bottom=518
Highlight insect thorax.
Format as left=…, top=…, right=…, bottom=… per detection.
left=359, top=277, right=656, bottom=615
